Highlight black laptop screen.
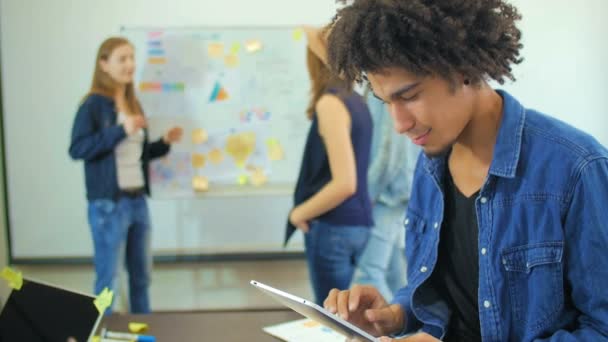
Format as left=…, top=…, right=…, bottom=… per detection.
left=0, top=279, right=100, bottom=342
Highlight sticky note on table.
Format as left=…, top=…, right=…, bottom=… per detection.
left=129, top=322, right=149, bottom=333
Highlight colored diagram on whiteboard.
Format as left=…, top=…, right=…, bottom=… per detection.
left=209, top=81, right=230, bottom=102
left=149, top=151, right=194, bottom=197
left=126, top=27, right=310, bottom=196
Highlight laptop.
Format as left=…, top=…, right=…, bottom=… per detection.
left=0, top=277, right=102, bottom=342
left=250, top=280, right=378, bottom=342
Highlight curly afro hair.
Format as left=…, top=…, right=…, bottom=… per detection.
left=327, top=0, right=524, bottom=86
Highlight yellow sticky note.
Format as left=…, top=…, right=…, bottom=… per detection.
left=266, top=138, right=284, bottom=161
left=237, top=174, right=249, bottom=185
left=225, top=132, right=256, bottom=168
left=208, top=148, right=224, bottom=164
left=129, top=322, right=149, bottom=333
left=192, top=153, right=206, bottom=169
left=192, top=128, right=208, bottom=144
left=91, top=336, right=101, bottom=342
left=230, top=42, right=241, bottom=55
left=1, top=267, right=23, bottom=290
left=192, top=176, right=209, bottom=192
left=266, top=138, right=279, bottom=147
left=292, top=28, right=304, bottom=41
left=250, top=169, right=267, bottom=187
left=245, top=39, right=262, bottom=53
left=94, top=288, right=114, bottom=314
left=208, top=42, right=224, bottom=58
left=224, top=54, right=239, bottom=68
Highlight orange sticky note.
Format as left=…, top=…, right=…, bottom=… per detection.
left=208, top=42, right=224, bottom=58
left=224, top=54, right=239, bottom=68
left=191, top=153, right=206, bottom=169
left=192, top=128, right=208, bottom=144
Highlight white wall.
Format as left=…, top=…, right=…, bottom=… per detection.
left=504, top=0, right=608, bottom=140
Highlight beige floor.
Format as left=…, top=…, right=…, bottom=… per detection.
left=6, top=259, right=312, bottom=312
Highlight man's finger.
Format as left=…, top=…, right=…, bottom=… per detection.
left=337, top=289, right=351, bottom=320
left=325, top=288, right=340, bottom=313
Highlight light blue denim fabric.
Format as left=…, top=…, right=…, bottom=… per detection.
left=88, top=195, right=152, bottom=314
left=304, top=220, right=370, bottom=305
left=353, top=204, right=408, bottom=301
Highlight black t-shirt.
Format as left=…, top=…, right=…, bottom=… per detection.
left=428, top=171, right=482, bottom=342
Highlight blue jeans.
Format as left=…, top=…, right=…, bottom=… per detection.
left=353, top=204, right=408, bottom=301
left=304, top=220, right=370, bottom=305
left=88, top=196, right=152, bottom=314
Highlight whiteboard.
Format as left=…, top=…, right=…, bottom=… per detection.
left=122, top=27, right=310, bottom=197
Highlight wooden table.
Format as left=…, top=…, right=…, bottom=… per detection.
left=100, top=308, right=303, bottom=341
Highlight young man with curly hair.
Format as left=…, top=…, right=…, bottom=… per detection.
left=323, top=1, right=608, bottom=341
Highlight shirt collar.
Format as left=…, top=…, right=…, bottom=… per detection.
left=423, top=90, right=525, bottom=179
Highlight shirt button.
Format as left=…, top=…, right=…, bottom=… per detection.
left=481, top=248, right=487, bottom=255
left=484, top=300, right=491, bottom=308
left=420, top=266, right=428, bottom=273
left=433, top=222, right=439, bottom=229
left=404, top=218, right=410, bottom=225
left=480, top=197, right=488, bottom=204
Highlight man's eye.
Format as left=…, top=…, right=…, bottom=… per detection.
left=400, top=92, right=420, bottom=102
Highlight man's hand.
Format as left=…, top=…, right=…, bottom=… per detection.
left=324, top=285, right=405, bottom=337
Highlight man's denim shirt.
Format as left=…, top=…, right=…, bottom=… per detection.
left=393, top=90, right=608, bottom=341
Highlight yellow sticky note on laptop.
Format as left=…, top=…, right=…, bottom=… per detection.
left=1, top=267, right=23, bottom=290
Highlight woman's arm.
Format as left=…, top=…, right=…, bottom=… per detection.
left=290, top=94, right=357, bottom=228
left=68, top=99, right=127, bottom=161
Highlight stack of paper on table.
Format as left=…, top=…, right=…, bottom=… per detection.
left=263, top=318, right=346, bottom=342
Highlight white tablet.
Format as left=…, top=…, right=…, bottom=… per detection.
left=250, top=280, right=378, bottom=342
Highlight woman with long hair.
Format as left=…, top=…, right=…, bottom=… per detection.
left=69, top=37, right=182, bottom=313
left=287, top=27, right=373, bottom=304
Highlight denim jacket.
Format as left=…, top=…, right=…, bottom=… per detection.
left=393, top=90, right=608, bottom=341
left=69, top=94, right=170, bottom=200
left=366, top=92, right=420, bottom=207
